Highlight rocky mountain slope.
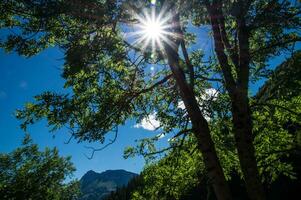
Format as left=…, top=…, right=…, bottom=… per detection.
left=79, top=169, right=137, bottom=200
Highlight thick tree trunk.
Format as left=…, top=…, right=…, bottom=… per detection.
left=205, top=2, right=266, bottom=199
left=232, top=14, right=266, bottom=200
left=230, top=91, right=266, bottom=200
left=164, top=41, right=232, bottom=200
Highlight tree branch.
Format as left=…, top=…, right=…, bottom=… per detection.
left=251, top=102, right=301, bottom=117
left=205, top=0, right=237, bottom=94
left=180, top=33, right=195, bottom=89
left=215, top=1, right=240, bottom=68
left=84, top=127, right=118, bottom=159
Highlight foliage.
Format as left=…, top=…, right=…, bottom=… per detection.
left=253, top=97, right=299, bottom=183
left=134, top=139, right=204, bottom=200
left=256, top=51, right=301, bottom=101
left=114, top=53, right=301, bottom=199
left=0, top=135, right=80, bottom=200
left=253, top=51, right=301, bottom=183
left=1, top=0, right=300, bottom=199
left=1, top=0, right=297, bottom=151
left=104, top=175, right=144, bottom=200
left=115, top=97, right=301, bottom=199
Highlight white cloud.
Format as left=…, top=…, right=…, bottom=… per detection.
left=156, top=133, right=165, bottom=139
left=134, top=88, right=219, bottom=131
left=177, top=88, right=219, bottom=110
left=201, top=88, right=219, bottom=101
left=134, top=112, right=160, bottom=131
left=177, top=100, right=185, bottom=110
left=177, top=88, right=219, bottom=121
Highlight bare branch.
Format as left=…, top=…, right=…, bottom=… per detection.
left=250, top=37, right=301, bottom=57
left=64, top=134, right=74, bottom=144
left=172, top=128, right=193, bottom=139
left=84, top=127, right=118, bottom=159
left=142, top=145, right=175, bottom=157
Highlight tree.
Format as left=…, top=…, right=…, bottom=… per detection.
left=0, top=135, right=80, bottom=200
left=1, top=0, right=300, bottom=199
left=116, top=52, right=301, bottom=200
left=104, top=175, right=144, bottom=200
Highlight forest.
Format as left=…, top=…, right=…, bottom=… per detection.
left=0, top=0, right=300, bottom=200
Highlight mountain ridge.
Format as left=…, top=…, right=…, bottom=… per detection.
left=79, top=169, right=137, bottom=200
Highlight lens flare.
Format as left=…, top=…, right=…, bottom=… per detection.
left=141, top=19, right=164, bottom=41
left=124, top=5, right=175, bottom=53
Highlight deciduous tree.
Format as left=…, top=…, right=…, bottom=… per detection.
left=1, top=0, right=300, bottom=199
left=0, top=135, right=80, bottom=200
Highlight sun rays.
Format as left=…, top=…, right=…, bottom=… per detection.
left=139, top=16, right=165, bottom=42
left=123, top=3, right=176, bottom=55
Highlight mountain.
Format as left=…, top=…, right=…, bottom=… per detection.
left=79, top=169, right=137, bottom=200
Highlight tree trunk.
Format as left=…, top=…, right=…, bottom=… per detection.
left=230, top=91, right=266, bottom=200
left=232, top=14, right=266, bottom=200
left=205, top=2, right=266, bottom=199
left=164, top=41, right=232, bottom=200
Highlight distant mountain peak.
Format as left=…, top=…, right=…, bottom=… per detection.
left=84, top=170, right=97, bottom=175
left=79, top=169, right=138, bottom=200
left=104, top=169, right=127, bottom=173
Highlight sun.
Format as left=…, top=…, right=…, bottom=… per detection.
left=125, top=6, right=174, bottom=52
left=135, top=11, right=170, bottom=50
left=140, top=17, right=164, bottom=41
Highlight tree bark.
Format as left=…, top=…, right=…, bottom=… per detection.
left=205, top=1, right=266, bottom=199
left=230, top=15, right=266, bottom=200
left=230, top=90, right=266, bottom=200
left=163, top=40, right=232, bottom=200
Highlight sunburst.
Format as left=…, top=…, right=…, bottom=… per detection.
left=124, top=3, right=175, bottom=54
left=139, top=16, right=165, bottom=42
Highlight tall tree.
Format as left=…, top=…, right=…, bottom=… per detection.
left=121, top=52, right=301, bottom=200
left=199, top=1, right=300, bottom=199
left=0, top=135, right=80, bottom=200
left=1, top=0, right=300, bottom=199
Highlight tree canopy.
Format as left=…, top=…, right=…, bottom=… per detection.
left=0, top=135, right=80, bottom=200
left=106, top=52, right=301, bottom=200
left=1, top=0, right=300, bottom=200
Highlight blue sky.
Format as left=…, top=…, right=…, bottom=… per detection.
left=0, top=47, right=161, bottom=179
